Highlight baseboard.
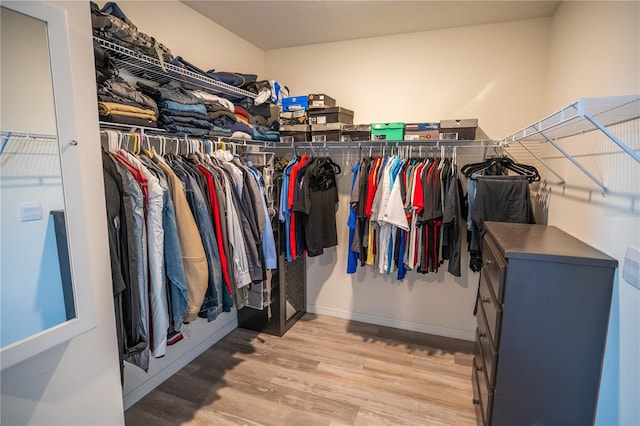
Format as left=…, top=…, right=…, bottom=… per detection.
left=307, top=305, right=475, bottom=342
left=122, top=318, right=238, bottom=410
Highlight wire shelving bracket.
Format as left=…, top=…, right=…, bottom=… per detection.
left=502, top=95, right=640, bottom=194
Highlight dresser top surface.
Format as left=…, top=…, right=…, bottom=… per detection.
left=484, top=222, right=618, bottom=268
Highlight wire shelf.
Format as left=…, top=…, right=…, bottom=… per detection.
left=95, top=37, right=256, bottom=100
left=502, top=95, right=640, bottom=194
left=502, top=95, right=640, bottom=143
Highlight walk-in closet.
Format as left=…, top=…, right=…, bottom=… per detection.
left=1, top=2, right=638, bottom=426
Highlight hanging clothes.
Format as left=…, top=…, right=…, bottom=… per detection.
left=279, top=154, right=340, bottom=260
left=461, top=157, right=538, bottom=271
left=347, top=154, right=463, bottom=281
left=101, top=131, right=278, bottom=374
left=468, top=175, right=535, bottom=270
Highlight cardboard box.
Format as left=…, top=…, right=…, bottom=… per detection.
left=311, top=123, right=342, bottom=142
left=307, top=93, right=336, bottom=109
left=341, top=124, right=371, bottom=142
left=308, top=107, right=354, bottom=125
left=439, top=119, right=478, bottom=140
left=404, top=122, right=440, bottom=141
left=371, top=122, right=404, bottom=141
left=282, top=96, right=309, bottom=112
left=280, top=110, right=308, bottom=126
left=280, top=124, right=310, bottom=142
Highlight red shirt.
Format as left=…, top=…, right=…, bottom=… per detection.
left=197, top=165, right=232, bottom=295
left=287, top=156, right=309, bottom=259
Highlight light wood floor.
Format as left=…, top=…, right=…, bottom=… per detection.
left=125, top=314, right=476, bottom=426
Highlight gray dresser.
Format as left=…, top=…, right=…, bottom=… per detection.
left=472, top=222, right=617, bottom=426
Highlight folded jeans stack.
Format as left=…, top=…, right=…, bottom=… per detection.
left=138, top=81, right=212, bottom=136
left=193, top=91, right=237, bottom=137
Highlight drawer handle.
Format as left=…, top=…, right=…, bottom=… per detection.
left=482, top=297, right=491, bottom=304
left=485, top=259, right=493, bottom=265
left=479, top=331, right=487, bottom=338
left=473, top=398, right=481, bottom=405
left=476, top=365, right=483, bottom=372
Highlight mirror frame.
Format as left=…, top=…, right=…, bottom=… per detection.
left=1, top=1, right=96, bottom=369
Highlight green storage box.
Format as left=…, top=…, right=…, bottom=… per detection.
left=371, top=122, right=404, bottom=141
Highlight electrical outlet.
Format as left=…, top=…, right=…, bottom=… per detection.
left=19, top=202, right=42, bottom=222
left=623, top=246, right=640, bottom=290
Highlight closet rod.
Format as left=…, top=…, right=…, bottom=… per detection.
left=98, top=121, right=165, bottom=134
left=97, top=125, right=504, bottom=151
left=286, top=139, right=502, bottom=150
left=1, top=130, right=57, bottom=140
left=1, top=131, right=57, bottom=155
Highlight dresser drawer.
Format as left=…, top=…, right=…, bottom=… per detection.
left=483, top=235, right=506, bottom=302
left=473, top=356, right=493, bottom=426
left=479, top=270, right=502, bottom=349
left=472, top=357, right=485, bottom=426
left=477, top=301, right=498, bottom=388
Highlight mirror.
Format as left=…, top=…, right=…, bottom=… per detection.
left=0, top=1, right=95, bottom=369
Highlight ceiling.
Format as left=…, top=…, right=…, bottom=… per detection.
left=181, top=1, right=561, bottom=50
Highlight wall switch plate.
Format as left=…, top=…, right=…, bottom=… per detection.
left=19, top=202, right=42, bottom=222
left=623, top=246, right=640, bottom=290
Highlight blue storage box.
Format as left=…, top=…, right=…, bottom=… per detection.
left=282, top=96, right=309, bottom=112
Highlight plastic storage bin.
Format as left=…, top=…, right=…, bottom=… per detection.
left=371, top=122, right=404, bottom=140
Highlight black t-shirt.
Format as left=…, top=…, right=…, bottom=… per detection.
left=293, top=157, right=339, bottom=257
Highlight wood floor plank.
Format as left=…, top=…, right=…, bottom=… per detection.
left=125, top=314, right=477, bottom=426
left=187, top=358, right=360, bottom=424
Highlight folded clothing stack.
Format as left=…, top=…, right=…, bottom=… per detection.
left=138, top=81, right=212, bottom=136
left=98, top=76, right=158, bottom=127
left=229, top=106, right=278, bottom=141
left=94, top=39, right=118, bottom=84
left=206, top=70, right=257, bottom=88
left=245, top=80, right=289, bottom=106
left=192, top=91, right=236, bottom=137
left=91, top=2, right=173, bottom=63
left=252, top=124, right=279, bottom=142
left=234, top=106, right=250, bottom=124
left=231, top=121, right=253, bottom=140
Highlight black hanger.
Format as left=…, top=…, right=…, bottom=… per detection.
left=461, top=156, right=539, bottom=183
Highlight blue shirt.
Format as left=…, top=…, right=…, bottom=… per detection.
left=347, top=162, right=360, bottom=274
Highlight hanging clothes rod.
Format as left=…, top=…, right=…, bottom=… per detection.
left=1, top=131, right=58, bottom=156
left=287, top=139, right=501, bottom=150
left=98, top=124, right=503, bottom=150
left=98, top=121, right=165, bottom=134
left=1, top=130, right=57, bottom=140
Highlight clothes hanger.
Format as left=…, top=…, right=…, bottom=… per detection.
left=438, top=146, right=446, bottom=170
left=461, top=156, right=539, bottom=182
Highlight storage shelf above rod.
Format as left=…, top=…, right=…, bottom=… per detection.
left=94, top=37, right=256, bottom=100
left=501, top=95, right=640, bottom=195
left=502, top=95, right=640, bottom=143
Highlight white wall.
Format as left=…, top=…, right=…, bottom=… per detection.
left=1, top=2, right=124, bottom=425
left=265, top=18, right=552, bottom=340
left=541, top=2, right=640, bottom=425
left=266, top=18, right=551, bottom=139
left=98, top=0, right=265, bottom=77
